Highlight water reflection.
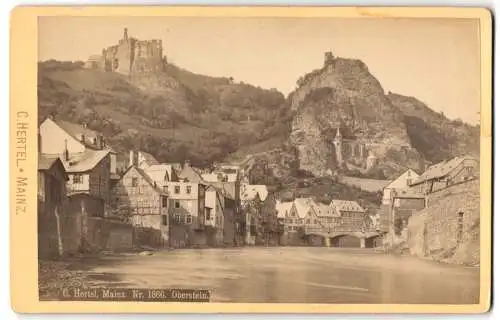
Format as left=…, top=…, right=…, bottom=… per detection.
left=87, top=247, right=479, bottom=304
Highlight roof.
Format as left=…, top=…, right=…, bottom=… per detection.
left=53, top=119, right=103, bottom=150
left=276, top=200, right=293, bottom=218
left=202, top=172, right=238, bottom=183
left=138, top=151, right=159, bottom=166
left=329, top=200, right=366, bottom=213
left=143, top=164, right=175, bottom=185
left=411, top=156, right=477, bottom=185
left=310, top=201, right=332, bottom=217
left=61, top=149, right=110, bottom=173
left=385, top=168, right=420, bottom=189
left=240, top=184, right=268, bottom=201
left=122, top=165, right=167, bottom=195
left=293, top=198, right=315, bottom=218
left=38, top=154, right=69, bottom=180
left=178, top=164, right=203, bottom=183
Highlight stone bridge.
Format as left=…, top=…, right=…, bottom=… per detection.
left=304, top=226, right=384, bottom=248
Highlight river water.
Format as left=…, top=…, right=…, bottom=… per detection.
left=81, top=247, right=480, bottom=304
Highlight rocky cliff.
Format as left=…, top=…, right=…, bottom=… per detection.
left=289, top=56, right=425, bottom=179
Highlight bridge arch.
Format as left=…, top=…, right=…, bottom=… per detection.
left=365, top=234, right=384, bottom=248
left=304, top=233, right=327, bottom=247
left=329, top=234, right=363, bottom=248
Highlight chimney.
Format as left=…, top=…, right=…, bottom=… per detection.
left=80, top=134, right=85, bottom=143
left=97, top=134, right=104, bottom=149
left=64, top=139, right=69, bottom=161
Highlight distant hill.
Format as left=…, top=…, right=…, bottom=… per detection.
left=38, top=60, right=288, bottom=167
left=38, top=55, right=480, bottom=185
left=387, top=92, right=480, bottom=164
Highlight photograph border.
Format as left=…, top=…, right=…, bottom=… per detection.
left=10, top=6, right=492, bottom=313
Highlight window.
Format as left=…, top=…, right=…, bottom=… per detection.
left=291, top=211, right=295, bottom=217
left=162, top=215, right=168, bottom=226
left=205, top=208, right=212, bottom=220
left=174, top=214, right=181, bottom=223
left=306, top=219, right=311, bottom=224
left=174, top=186, right=180, bottom=194
left=174, top=200, right=180, bottom=209
left=406, top=179, right=412, bottom=186
left=73, top=174, right=83, bottom=184
left=162, top=196, right=168, bottom=208
left=186, top=215, right=192, bottom=224
left=186, top=186, right=192, bottom=194
left=131, top=177, right=138, bottom=187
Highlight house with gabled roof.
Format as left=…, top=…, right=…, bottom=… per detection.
left=329, top=199, right=368, bottom=233
left=239, top=184, right=279, bottom=245
left=110, top=165, right=170, bottom=246
left=39, top=117, right=119, bottom=183
left=128, top=150, right=160, bottom=169
left=409, top=155, right=478, bottom=194
left=382, top=168, right=421, bottom=205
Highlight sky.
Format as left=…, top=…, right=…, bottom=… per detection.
left=38, top=16, right=481, bottom=124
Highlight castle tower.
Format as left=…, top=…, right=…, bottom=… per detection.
left=324, top=51, right=334, bottom=66
left=333, top=128, right=343, bottom=166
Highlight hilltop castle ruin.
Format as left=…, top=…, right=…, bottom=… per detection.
left=84, top=28, right=166, bottom=76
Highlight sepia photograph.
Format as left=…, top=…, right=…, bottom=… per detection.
left=9, top=6, right=492, bottom=313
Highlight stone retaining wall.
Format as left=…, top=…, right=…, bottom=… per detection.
left=406, top=178, right=480, bottom=265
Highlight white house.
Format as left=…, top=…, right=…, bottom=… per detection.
left=382, top=169, right=420, bottom=205
left=39, top=117, right=118, bottom=180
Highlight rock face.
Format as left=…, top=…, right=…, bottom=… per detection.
left=289, top=56, right=425, bottom=179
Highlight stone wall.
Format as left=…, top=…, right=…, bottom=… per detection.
left=86, top=217, right=134, bottom=252
left=406, top=178, right=480, bottom=265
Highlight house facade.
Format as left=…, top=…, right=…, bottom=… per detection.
left=110, top=165, right=169, bottom=246
left=39, top=117, right=118, bottom=180
left=329, top=200, right=368, bottom=233
left=382, top=169, right=420, bottom=205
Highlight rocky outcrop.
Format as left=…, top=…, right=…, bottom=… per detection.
left=406, top=179, right=480, bottom=266
left=289, top=57, right=425, bottom=179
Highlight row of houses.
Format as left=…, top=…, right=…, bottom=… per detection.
left=37, top=117, right=289, bottom=255
left=275, top=197, right=377, bottom=247
left=37, top=118, right=380, bottom=255
left=379, top=155, right=479, bottom=244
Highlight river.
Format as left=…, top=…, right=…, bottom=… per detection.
left=77, top=247, right=480, bottom=304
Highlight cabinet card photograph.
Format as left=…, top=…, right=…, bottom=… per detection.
left=10, top=6, right=492, bottom=314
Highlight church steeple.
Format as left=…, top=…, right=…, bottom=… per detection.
left=333, top=127, right=343, bottom=166
left=334, top=127, right=342, bottom=141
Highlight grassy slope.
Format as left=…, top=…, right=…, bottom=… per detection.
left=37, top=61, right=288, bottom=167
